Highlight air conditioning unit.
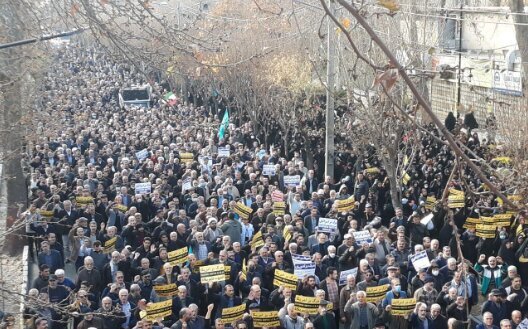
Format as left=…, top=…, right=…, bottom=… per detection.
left=438, top=65, right=456, bottom=80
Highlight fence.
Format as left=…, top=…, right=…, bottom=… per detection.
left=429, top=79, right=528, bottom=136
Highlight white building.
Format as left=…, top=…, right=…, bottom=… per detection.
left=424, top=2, right=525, bottom=127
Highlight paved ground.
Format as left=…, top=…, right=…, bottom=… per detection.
left=0, top=254, right=24, bottom=314
left=27, top=254, right=77, bottom=290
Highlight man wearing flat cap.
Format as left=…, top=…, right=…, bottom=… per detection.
left=414, top=276, right=439, bottom=307
left=482, top=289, right=514, bottom=327
left=313, top=299, right=337, bottom=329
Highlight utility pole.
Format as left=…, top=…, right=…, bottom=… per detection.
left=456, top=0, right=464, bottom=113
left=325, top=0, right=336, bottom=179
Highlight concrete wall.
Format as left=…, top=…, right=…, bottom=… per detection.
left=462, top=12, right=517, bottom=53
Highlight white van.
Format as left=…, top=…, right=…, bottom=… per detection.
left=119, top=84, right=152, bottom=108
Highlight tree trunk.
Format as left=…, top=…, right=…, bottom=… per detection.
left=0, top=1, right=30, bottom=254
left=382, top=149, right=403, bottom=210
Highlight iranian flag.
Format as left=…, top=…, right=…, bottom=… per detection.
left=163, top=92, right=178, bottom=106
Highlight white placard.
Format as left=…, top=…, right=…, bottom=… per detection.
left=411, top=250, right=431, bottom=272
left=182, top=177, right=192, bottom=192
left=198, top=156, right=213, bottom=166
left=134, top=182, right=152, bottom=195
left=353, top=230, right=373, bottom=244
left=218, top=146, right=231, bottom=158
left=294, top=262, right=316, bottom=279
left=135, top=149, right=149, bottom=161
left=339, top=267, right=358, bottom=286
left=263, top=164, right=276, bottom=176
left=284, top=175, right=301, bottom=187
left=291, top=254, right=312, bottom=264
left=318, top=218, right=338, bottom=234
left=421, top=213, right=433, bottom=225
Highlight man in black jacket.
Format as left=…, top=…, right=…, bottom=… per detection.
left=96, top=296, right=126, bottom=329
left=313, top=300, right=337, bottom=329
left=171, top=286, right=194, bottom=324
left=430, top=304, right=448, bottom=329
left=211, top=284, right=242, bottom=320
left=245, top=284, right=270, bottom=312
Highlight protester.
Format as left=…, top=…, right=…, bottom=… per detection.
left=20, top=44, right=528, bottom=329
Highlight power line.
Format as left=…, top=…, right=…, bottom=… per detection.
left=370, top=5, right=528, bottom=27
left=395, top=2, right=528, bottom=17
left=0, top=28, right=86, bottom=50
left=293, top=0, right=528, bottom=27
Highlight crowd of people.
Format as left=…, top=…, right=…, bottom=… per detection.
left=13, top=43, right=528, bottom=329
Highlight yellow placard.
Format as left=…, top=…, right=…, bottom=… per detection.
left=481, top=216, right=495, bottom=224
left=476, top=224, right=496, bottom=238
left=39, top=210, right=54, bottom=218
left=449, top=189, right=464, bottom=196
left=168, top=247, right=188, bottom=266
left=114, top=204, right=128, bottom=212
left=336, top=196, right=355, bottom=212
left=273, top=269, right=298, bottom=290
left=366, top=284, right=390, bottom=303
left=402, top=172, right=411, bottom=185
left=142, top=299, right=173, bottom=321
left=426, top=197, right=436, bottom=210
left=153, top=284, right=178, bottom=297
left=366, top=167, right=380, bottom=174
left=234, top=202, right=252, bottom=219
left=494, top=213, right=512, bottom=227
left=463, top=217, right=479, bottom=229
left=492, top=157, right=512, bottom=165
left=103, top=236, right=117, bottom=254
left=448, top=193, right=465, bottom=209
left=200, top=264, right=226, bottom=284
left=294, top=295, right=320, bottom=315
left=191, top=259, right=205, bottom=274
left=76, top=196, right=94, bottom=205
left=180, top=153, right=194, bottom=164
left=252, top=311, right=280, bottom=327
left=391, top=298, right=416, bottom=316
left=224, top=265, right=231, bottom=281
left=250, top=230, right=265, bottom=249
left=273, top=202, right=286, bottom=216
left=283, top=226, right=292, bottom=243
left=221, top=304, right=245, bottom=323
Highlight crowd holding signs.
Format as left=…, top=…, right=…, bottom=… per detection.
left=21, top=44, right=528, bottom=329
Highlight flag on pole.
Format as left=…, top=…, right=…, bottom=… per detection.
left=218, top=109, right=229, bottom=140
left=163, top=92, right=178, bottom=106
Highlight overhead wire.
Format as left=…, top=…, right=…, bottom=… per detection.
left=369, top=5, right=528, bottom=27
left=394, top=2, right=528, bottom=17
left=179, top=3, right=308, bottom=22
left=293, top=0, right=528, bottom=27
left=293, top=0, right=523, bottom=57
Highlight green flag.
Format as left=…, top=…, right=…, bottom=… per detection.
left=218, top=109, right=229, bottom=140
